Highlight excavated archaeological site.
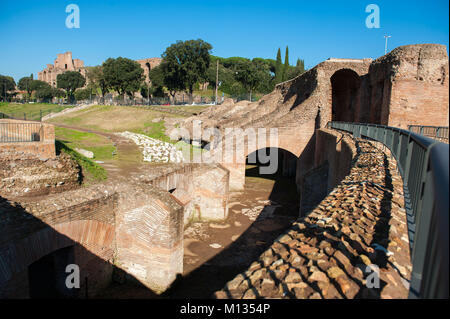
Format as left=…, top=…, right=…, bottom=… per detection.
left=0, top=44, right=448, bottom=298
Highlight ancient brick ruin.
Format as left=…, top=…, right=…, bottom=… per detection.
left=136, top=58, right=162, bottom=83
left=179, top=44, right=448, bottom=192
left=1, top=43, right=448, bottom=298
left=37, top=52, right=162, bottom=88
left=38, top=52, right=86, bottom=87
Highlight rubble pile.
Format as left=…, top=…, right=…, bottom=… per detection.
left=0, top=152, right=80, bottom=198
left=116, top=131, right=184, bottom=163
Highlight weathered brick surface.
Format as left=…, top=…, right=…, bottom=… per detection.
left=215, top=138, right=411, bottom=299
left=0, top=152, right=80, bottom=198
left=300, top=129, right=357, bottom=215
left=0, top=186, right=117, bottom=298
left=178, top=44, right=448, bottom=192
left=0, top=119, right=55, bottom=160
left=0, top=180, right=187, bottom=297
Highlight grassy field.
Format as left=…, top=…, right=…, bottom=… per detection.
left=0, top=102, right=74, bottom=121
left=56, top=140, right=108, bottom=183
left=55, top=127, right=116, bottom=161
left=47, top=105, right=176, bottom=131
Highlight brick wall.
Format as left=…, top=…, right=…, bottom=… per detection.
left=0, top=119, right=56, bottom=160
left=388, top=80, right=449, bottom=128
left=0, top=188, right=117, bottom=298
left=299, top=128, right=357, bottom=216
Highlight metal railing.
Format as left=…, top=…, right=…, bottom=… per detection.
left=408, top=125, right=449, bottom=143
left=0, top=122, right=43, bottom=142
left=328, top=121, right=449, bottom=299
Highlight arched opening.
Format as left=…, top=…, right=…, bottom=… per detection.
left=145, top=62, right=151, bottom=82
left=331, top=69, right=361, bottom=122
left=28, top=245, right=77, bottom=298
left=159, top=147, right=300, bottom=298
left=245, top=147, right=299, bottom=217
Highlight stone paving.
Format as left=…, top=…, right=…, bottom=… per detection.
left=214, top=139, right=412, bottom=299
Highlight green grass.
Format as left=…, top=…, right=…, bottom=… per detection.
left=48, top=105, right=179, bottom=132
left=55, top=127, right=116, bottom=161
left=0, top=102, right=74, bottom=121
left=55, top=140, right=107, bottom=182
left=138, top=120, right=174, bottom=143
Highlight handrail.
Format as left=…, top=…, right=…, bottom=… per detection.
left=408, top=125, right=449, bottom=142
left=327, top=121, right=449, bottom=299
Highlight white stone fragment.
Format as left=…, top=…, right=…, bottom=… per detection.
left=116, top=131, right=185, bottom=163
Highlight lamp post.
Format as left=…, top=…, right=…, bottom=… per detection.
left=384, top=35, right=391, bottom=55
left=215, top=60, right=219, bottom=105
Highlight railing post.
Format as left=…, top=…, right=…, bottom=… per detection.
left=403, top=139, right=414, bottom=186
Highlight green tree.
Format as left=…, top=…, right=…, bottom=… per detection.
left=148, top=65, right=165, bottom=88
left=235, top=60, right=262, bottom=101
left=160, top=39, right=212, bottom=102
left=275, top=48, right=283, bottom=84
left=57, top=71, right=86, bottom=102
left=283, top=46, right=289, bottom=81
left=74, top=88, right=93, bottom=101
left=18, top=76, right=33, bottom=96
left=86, top=66, right=108, bottom=98
left=0, top=75, right=16, bottom=101
left=252, top=58, right=274, bottom=93
left=52, top=88, right=66, bottom=99
left=205, top=57, right=235, bottom=92
left=29, top=80, right=50, bottom=92
left=102, top=57, right=144, bottom=99
left=35, top=86, right=54, bottom=101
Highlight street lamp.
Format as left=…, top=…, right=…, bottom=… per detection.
left=384, top=35, right=392, bottom=55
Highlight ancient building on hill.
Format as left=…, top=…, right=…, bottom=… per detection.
left=38, top=53, right=162, bottom=88
left=38, top=52, right=86, bottom=87
left=136, top=58, right=162, bottom=83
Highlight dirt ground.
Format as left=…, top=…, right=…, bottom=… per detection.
left=96, top=166, right=299, bottom=299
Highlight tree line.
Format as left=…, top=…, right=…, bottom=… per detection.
left=1, top=40, right=306, bottom=103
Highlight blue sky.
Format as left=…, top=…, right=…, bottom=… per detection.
left=0, top=0, right=448, bottom=81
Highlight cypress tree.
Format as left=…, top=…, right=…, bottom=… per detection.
left=275, top=48, right=282, bottom=83
left=283, top=46, right=289, bottom=81
left=296, top=58, right=305, bottom=73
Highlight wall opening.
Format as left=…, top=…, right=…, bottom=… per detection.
left=28, top=245, right=77, bottom=298
left=245, top=147, right=299, bottom=216
left=331, top=69, right=361, bottom=122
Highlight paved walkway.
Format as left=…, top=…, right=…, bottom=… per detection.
left=215, top=139, right=412, bottom=299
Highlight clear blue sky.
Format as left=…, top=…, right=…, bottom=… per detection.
left=0, top=0, right=448, bottom=82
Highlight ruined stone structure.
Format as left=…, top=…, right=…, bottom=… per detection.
left=215, top=133, right=412, bottom=299
left=178, top=44, right=449, bottom=193
left=136, top=58, right=162, bottom=83
left=38, top=53, right=162, bottom=88
left=0, top=131, right=230, bottom=296
left=0, top=119, right=56, bottom=160
left=38, top=52, right=86, bottom=87
left=1, top=43, right=447, bottom=299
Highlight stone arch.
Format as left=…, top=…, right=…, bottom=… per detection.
left=145, top=62, right=151, bottom=82
left=0, top=220, right=114, bottom=298
left=246, top=147, right=297, bottom=178
left=330, top=69, right=361, bottom=122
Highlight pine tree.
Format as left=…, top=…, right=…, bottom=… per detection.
left=275, top=48, right=283, bottom=84
left=283, top=46, right=289, bottom=81
left=296, top=58, right=305, bottom=73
